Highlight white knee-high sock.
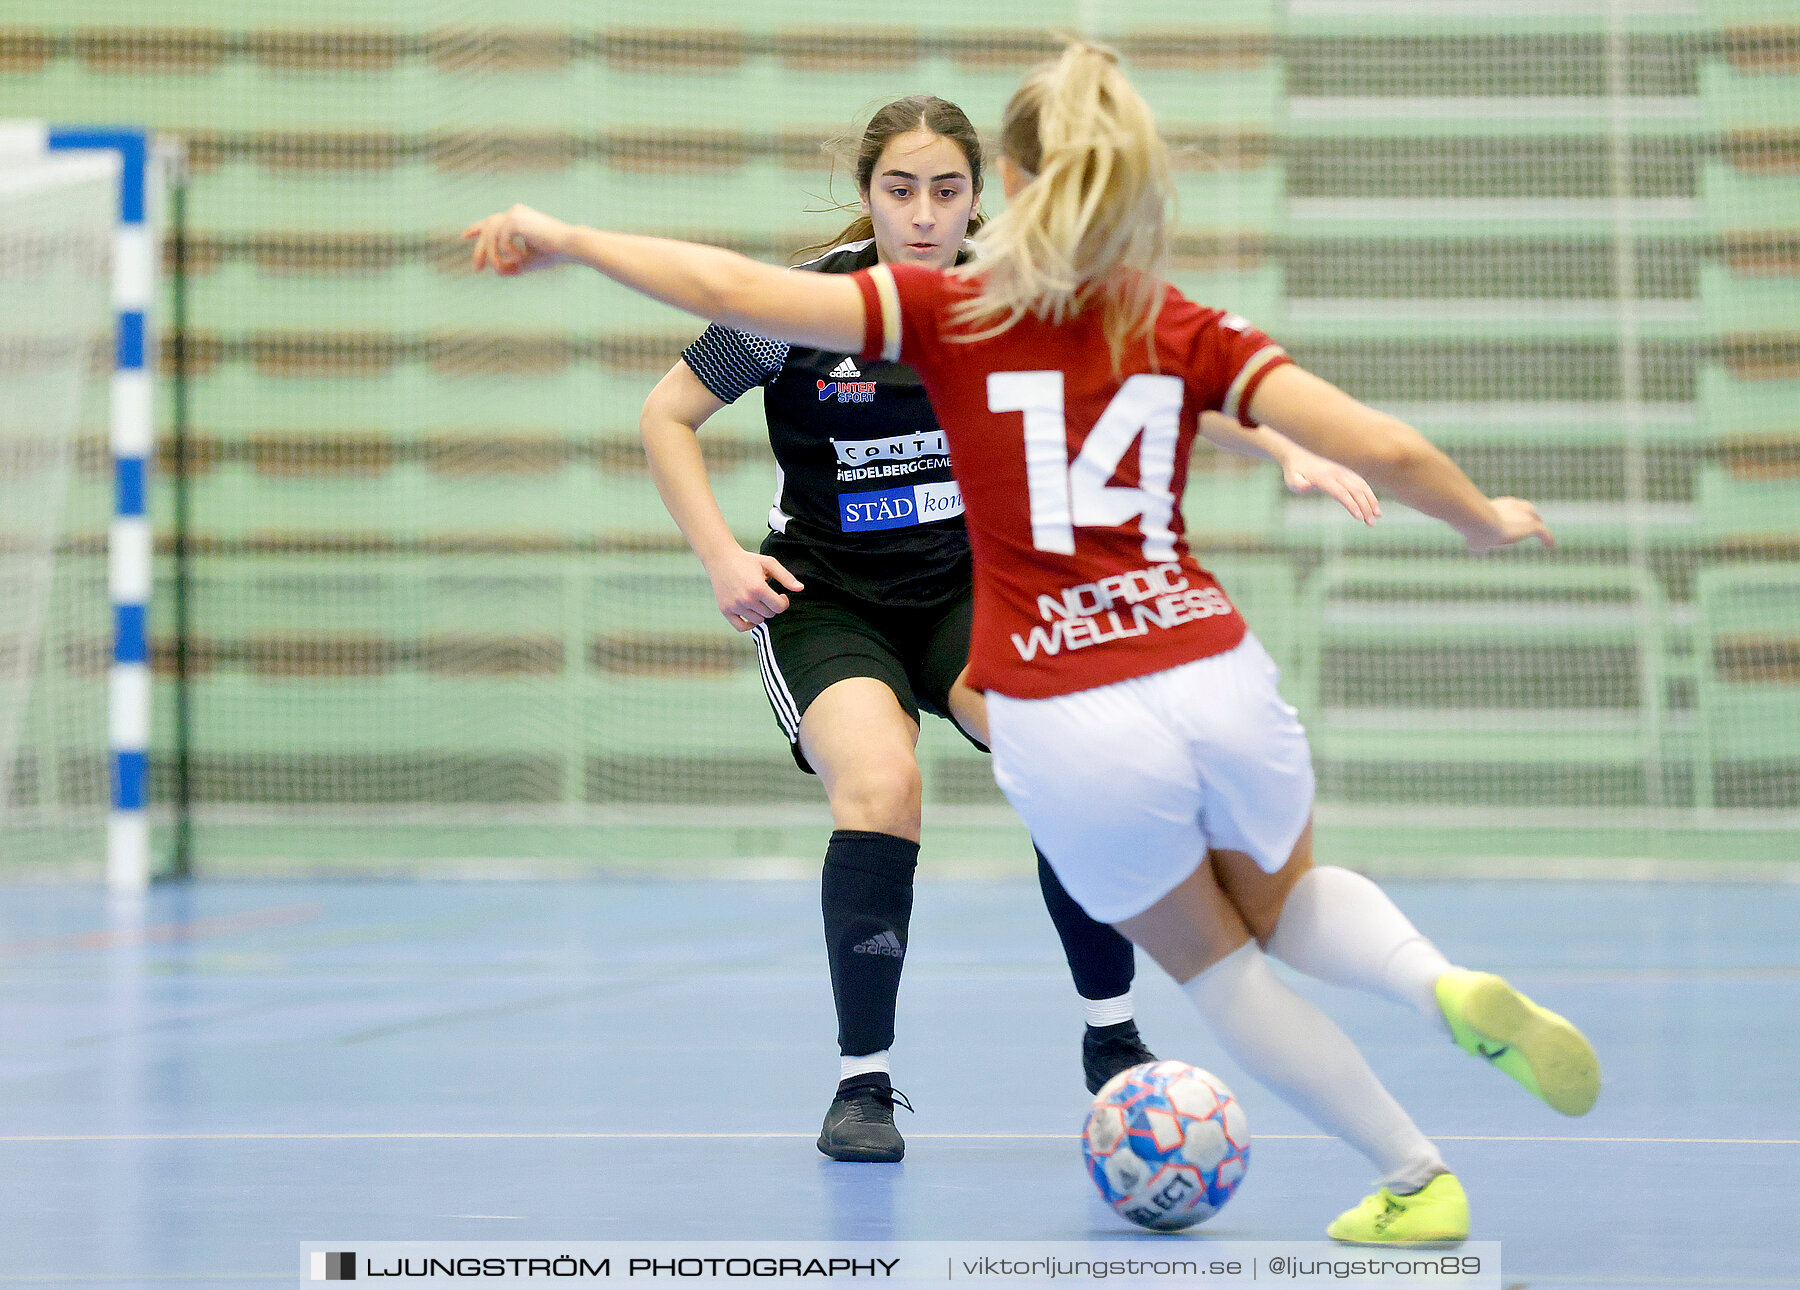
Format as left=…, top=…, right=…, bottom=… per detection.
left=1184, top=942, right=1446, bottom=1192
left=1266, top=866, right=1456, bottom=1038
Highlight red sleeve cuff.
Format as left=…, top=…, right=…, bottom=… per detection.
left=1230, top=350, right=1292, bottom=427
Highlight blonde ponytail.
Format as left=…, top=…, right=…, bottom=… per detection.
left=949, top=39, right=1172, bottom=370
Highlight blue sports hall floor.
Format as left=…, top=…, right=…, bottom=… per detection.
left=1, top=877, right=1796, bottom=1288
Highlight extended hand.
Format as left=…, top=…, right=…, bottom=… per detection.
left=462, top=204, right=575, bottom=276
left=1466, top=497, right=1555, bottom=552
left=1280, top=447, right=1380, bottom=525
left=707, top=548, right=805, bottom=632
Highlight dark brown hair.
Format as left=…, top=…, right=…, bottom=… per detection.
left=793, top=95, right=985, bottom=263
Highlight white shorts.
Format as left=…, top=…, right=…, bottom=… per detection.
left=987, top=633, right=1315, bottom=924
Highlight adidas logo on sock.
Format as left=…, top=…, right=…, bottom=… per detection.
left=852, top=931, right=904, bottom=958
left=829, top=357, right=861, bottom=379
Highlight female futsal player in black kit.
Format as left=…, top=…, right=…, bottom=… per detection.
left=636, top=96, right=1378, bottom=1163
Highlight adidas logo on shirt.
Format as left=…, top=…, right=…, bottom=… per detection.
left=829, top=357, right=861, bottom=379
left=851, top=930, right=904, bottom=958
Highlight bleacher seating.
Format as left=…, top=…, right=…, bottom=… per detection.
left=2, top=2, right=1794, bottom=836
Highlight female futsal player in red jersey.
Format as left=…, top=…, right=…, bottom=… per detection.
left=465, top=39, right=1601, bottom=1243
left=638, top=93, right=1378, bottom=1165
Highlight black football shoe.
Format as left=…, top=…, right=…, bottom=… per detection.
left=817, top=1073, right=913, bottom=1162
left=1082, top=1020, right=1158, bottom=1095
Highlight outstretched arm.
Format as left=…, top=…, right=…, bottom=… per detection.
left=1198, top=412, right=1380, bottom=526
left=1246, top=364, right=1552, bottom=553
left=464, top=204, right=866, bottom=353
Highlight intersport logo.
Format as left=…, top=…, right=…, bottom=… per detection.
left=817, top=378, right=876, bottom=403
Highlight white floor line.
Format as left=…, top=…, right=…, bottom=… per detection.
left=2, top=1131, right=1794, bottom=1145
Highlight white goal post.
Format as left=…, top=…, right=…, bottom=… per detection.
left=0, top=124, right=159, bottom=890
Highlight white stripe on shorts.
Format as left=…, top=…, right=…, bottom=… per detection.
left=751, top=623, right=802, bottom=740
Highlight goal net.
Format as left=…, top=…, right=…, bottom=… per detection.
left=0, top=154, right=114, bottom=878
left=2, top=2, right=1791, bottom=873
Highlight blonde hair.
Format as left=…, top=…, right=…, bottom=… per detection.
left=949, top=39, right=1173, bottom=370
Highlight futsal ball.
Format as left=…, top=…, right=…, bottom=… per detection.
left=1081, top=1060, right=1249, bottom=1231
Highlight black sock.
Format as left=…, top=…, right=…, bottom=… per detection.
left=1036, top=845, right=1136, bottom=1005
left=822, top=829, right=919, bottom=1058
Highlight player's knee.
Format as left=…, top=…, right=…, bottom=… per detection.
left=830, top=759, right=923, bottom=835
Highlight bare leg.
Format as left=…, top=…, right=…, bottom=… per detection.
left=801, top=677, right=922, bottom=841
left=1210, top=819, right=1315, bottom=944
left=1219, top=817, right=1599, bottom=1118
left=1111, top=853, right=1252, bottom=982
left=1214, top=815, right=1453, bottom=1033
left=1113, top=849, right=1446, bottom=1192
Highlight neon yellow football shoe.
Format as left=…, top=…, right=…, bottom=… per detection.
left=1327, top=1172, right=1469, bottom=1246
left=1435, top=969, right=1600, bottom=1117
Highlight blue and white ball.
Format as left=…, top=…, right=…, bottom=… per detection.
left=1081, top=1061, right=1249, bottom=1231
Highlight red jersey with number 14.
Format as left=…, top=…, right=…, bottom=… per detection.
left=849, top=261, right=1292, bottom=700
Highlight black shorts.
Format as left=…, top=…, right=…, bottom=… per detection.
left=749, top=585, right=988, bottom=774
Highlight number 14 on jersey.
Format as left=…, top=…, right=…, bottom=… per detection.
left=988, top=371, right=1184, bottom=562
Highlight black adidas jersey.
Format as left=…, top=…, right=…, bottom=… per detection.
left=681, top=239, right=971, bottom=609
